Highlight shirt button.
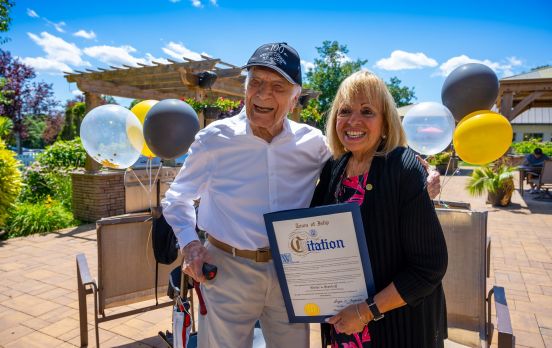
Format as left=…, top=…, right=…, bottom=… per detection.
left=366, top=184, right=373, bottom=191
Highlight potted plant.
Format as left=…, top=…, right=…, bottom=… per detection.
left=185, top=97, right=242, bottom=122
left=466, top=163, right=516, bottom=206
left=427, top=151, right=456, bottom=175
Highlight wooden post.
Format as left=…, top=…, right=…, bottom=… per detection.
left=83, top=92, right=103, bottom=172
left=499, top=91, right=514, bottom=121
left=195, top=89, right=206, bottom=129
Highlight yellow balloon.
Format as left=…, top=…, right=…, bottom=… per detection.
left=453, top=111, right=512, bottom=165
left=456, top=109, right=488, bottom=127
left=126, top=124, right=144, bottom=153
left=131, top=100, right=158, bottom=158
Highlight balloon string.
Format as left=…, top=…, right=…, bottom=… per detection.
left=147, top=158, right=152, bottom=211
left=129, top=168, right=150, bottom=197
left=437, top=157, right=460, bottom=205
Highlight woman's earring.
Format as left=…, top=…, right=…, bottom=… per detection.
left=382, top=135, right=387, bottom=139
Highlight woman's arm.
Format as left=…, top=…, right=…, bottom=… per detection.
left=310, top=159, right=333, bottom=207
left=393, top=152, right=448, bottom=305
left=327, top=282, right=406, bottom=335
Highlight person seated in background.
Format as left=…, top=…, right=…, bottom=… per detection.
left=523, top=148, right=550, bottom=193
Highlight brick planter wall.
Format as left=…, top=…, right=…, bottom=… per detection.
left=71, top=167, right=179, bottom=222
left=71, top=170, right=126, bottom=222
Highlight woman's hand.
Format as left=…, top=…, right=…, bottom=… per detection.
left=326, top=303, right=370, bottom=335
left=416, top=155, right=441, bottom=199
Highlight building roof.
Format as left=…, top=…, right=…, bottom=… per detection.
left=397, top=104, right=416, bottom=117
left=511, top=107, right=552, bottom=124
left=501, top=66, right=552, bottom=81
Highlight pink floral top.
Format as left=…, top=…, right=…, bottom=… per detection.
left=332, top=172, right=372, bottom=347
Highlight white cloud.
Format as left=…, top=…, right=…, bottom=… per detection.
left=83, top=45, right=146, bottom=67
left=436, top=55, right=523, bottom=78
left=20, top=56, right=72, bottom=74
left=144, top=53, right=171, bottom=65
left=72, top=89, right=84, bottom=96
left=210, top=0, right=218, bottom=5
left=162, top=41, right=207, bottom=61
left=73, top=30, right=96, bottom=40
left=43, top=19, right=66, bottom=33
left=27, top=9, right=39, bottom=18
left=375, top=50, right=438, bottom=71
left=191, top=0, right=202, bottom=8
left=27, top=32, right=89, bottom=67
left=301, top=59, right=315, bottom=72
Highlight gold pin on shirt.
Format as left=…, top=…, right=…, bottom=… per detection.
left=366, top=183, right=373, bottom=191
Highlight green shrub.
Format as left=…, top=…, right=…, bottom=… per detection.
left=4, top=198, right=76, bottom=237
left=300, top=99, right=325, bottom=130
left=0, top=116, right=13, bottom=139
left=0, top=139, right=22, bottom=227
left=427, top=151, right=452, bottom=166
left=18, top=166, right=72, bottom=208
left=511, top=139, right=552, bottom=156
left=19, top=138, right=83, bottom=209
left=36, top=137, right=86, bottom=169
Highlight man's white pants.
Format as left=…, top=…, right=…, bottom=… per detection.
left=197, top=241, right=309, bottom=348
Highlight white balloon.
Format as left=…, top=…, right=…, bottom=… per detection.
left=402, top=102, right=455, bottom=155
left=80, top=104, right=143, bottom=169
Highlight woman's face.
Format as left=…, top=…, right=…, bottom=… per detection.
left=335, top=94, right=384, bottom=156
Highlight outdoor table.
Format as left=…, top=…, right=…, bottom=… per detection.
left=518, top=165, right=542, bottom=196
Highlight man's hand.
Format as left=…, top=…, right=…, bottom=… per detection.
left=417, top=155, right=441, bottom=199
left=181, top=240, right=213, bottom=283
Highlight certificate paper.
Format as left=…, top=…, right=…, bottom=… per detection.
left=264, top=203, right=375, bottom=323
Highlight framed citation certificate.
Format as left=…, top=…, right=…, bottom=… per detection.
left=263, top=203, right=375, bottom=323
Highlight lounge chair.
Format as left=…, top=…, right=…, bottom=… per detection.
left=532, top=160, right=552, bottom=200
left=437, top=202, right=514, bottom=347
left=76, top=212, right=183, bottom=347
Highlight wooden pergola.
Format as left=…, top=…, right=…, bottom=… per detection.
left=64, top=55, right=318, bottom=127
left=497, top=66, right=552, bottom=121
left=64, top=55, right=318, bottom=171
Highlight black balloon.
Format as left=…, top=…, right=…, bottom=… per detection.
left=143, top=99, right=200, bottom=159
left=441, top=63, right=499, bottom=122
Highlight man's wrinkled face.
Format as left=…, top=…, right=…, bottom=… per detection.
left=245, top=67, right=299, bottom=138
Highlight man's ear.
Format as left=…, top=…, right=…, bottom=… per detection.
left=290, top=87, right=301, bottom=112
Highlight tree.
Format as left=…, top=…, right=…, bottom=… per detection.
left=386, top=77, right=416, bottom=107
left=0, top=0, right=14, bottom=44
left=302, top=41, right=416, bottom=130
left=0, top=50, right=60, bottom=150
left=21, top=115, right=46, bottom=148
left=43, top=113, right=64, bottom=145
left=304, top=41, right=367, bottom=115
left=102, top=95, right=117, bottom=104
left=59, top=100, right=85, bottom=140
left=129, top=99, right=143, bottom=109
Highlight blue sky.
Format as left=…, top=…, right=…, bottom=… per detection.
left=6, top=0, right=552, bottom=107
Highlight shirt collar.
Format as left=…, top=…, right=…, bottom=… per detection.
left=239, top=107, right=293, bottom=141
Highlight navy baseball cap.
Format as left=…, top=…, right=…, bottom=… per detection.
left=242, top=42, right=302, bottom=86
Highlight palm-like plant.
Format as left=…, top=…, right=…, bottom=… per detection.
left=466, top=164, right=515, bottom=206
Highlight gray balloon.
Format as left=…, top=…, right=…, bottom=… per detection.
left=441, top=63, right=499, bottom=122
left=143, top=99, right=200, bottom=159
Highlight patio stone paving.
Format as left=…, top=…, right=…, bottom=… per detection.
left=0, top=168, right=551, bottom=347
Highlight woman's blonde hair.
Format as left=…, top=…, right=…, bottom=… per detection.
left=326, top=70, right=407, bottom=159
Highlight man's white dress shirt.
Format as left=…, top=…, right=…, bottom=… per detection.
left=162, top=109, right=331, bottom=250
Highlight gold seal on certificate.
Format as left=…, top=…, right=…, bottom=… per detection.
left=264, top=203, right=375, bottom=323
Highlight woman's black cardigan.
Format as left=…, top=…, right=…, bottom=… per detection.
left=311, top=147, right=448, bottom=348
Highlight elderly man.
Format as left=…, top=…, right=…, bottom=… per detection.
left=162, top=42, right=440, bottom=348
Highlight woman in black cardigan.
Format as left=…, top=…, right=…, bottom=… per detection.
left=311, top=70, right=448, bottom=348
